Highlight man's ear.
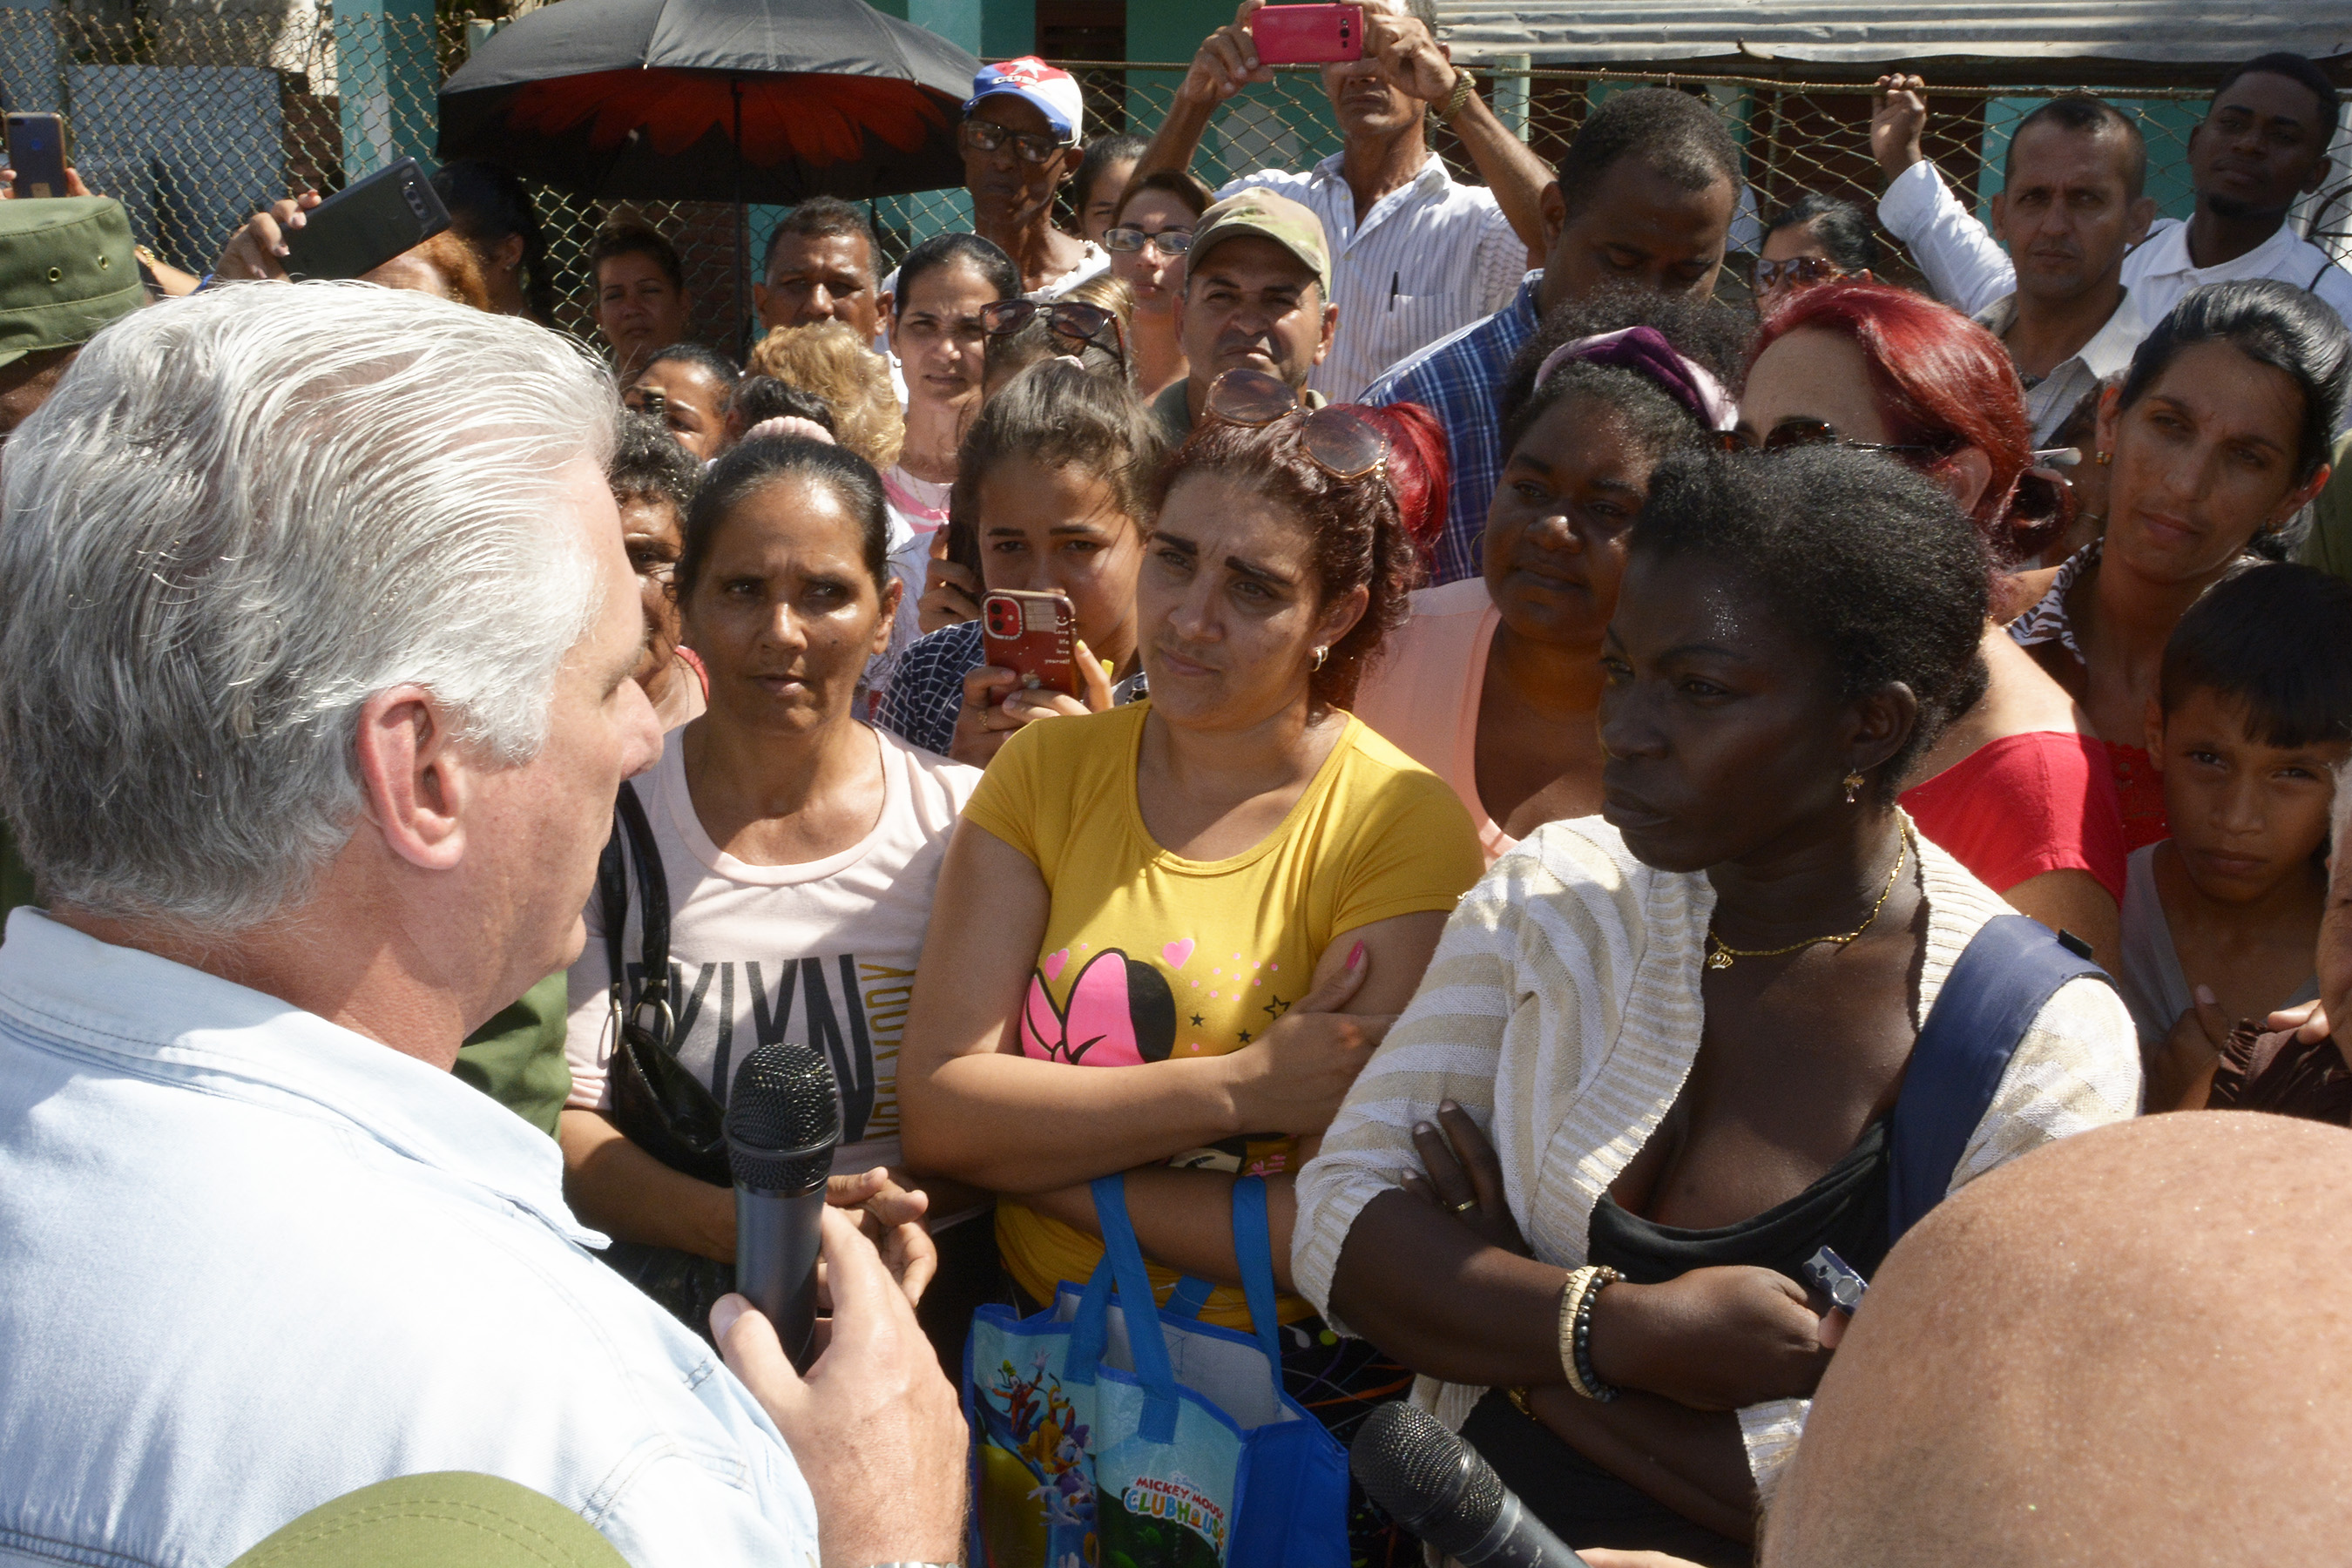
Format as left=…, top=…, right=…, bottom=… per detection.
left=2126, top=195, right=2157, bottom=247
left=493, top=233, right=526, bottom=274
left=2303, top=152, right=2335, bottom=198
left=351, top=685, right=470, bottom=874
left=1315, top=298, right=1339, bottom=365
left=1990, top=188, right=2011, bottom=241
left=1538, top=179, right=1567, bottom=254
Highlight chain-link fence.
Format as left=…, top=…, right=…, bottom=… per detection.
left=3, top=5, right=2344, bottom=350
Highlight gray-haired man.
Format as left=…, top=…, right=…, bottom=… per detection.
left=0, top=282, right=963, bottom=1566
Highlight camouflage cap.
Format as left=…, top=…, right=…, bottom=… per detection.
left=1188, top=187, right=1332, bottom=300
left=0, top=197, right=142, bottom=368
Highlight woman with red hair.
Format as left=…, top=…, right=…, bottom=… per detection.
left=1735, top=280, right=2125, bottom=970
left=901, top=371, right=1482, bottom=1558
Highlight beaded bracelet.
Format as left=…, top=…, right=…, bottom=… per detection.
left=1557, top=1265, right=1622, bottom=1402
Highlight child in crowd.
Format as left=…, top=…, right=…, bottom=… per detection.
left=2127, top=564, right=2352, bottom=1109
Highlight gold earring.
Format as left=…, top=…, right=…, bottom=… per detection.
left=1313, top=645, right=1329, bottom=671
left=2094, top=449, right=2112, bottom=467
left=1842, top=770, right=1864, bottom=804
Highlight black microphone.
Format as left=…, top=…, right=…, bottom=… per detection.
left=725, top=1042, right=841, bottom=1372
left=1350, top=1402, right=1591, bottom=1567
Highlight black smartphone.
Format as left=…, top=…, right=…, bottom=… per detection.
left=280, top=157, right=450, bottom=282
left=4, top=113, right=70, bottom=199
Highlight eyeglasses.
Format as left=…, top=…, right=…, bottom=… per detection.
left=979, top=298, right=1128, bottom=374
left=1711, top=420, right=1942, bottom=459
left=1104, top=225, right=1193, bottom=258
left=1753, top=254, right=1846, bottom=294
left=958, top=117, right=1071, bottom=166
left=1204, top=368, right=1389, bottom=483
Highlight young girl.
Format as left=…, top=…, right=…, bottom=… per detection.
left=877, top=360, right=1162, bottom=765
left=2126, top=564, right=2352, bottom=1109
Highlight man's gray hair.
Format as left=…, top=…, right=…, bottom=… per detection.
left=0, top=282, right=616, bottom=930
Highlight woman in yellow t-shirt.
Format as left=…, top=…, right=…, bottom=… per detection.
left=901, top=375, right=1482, bottom=1484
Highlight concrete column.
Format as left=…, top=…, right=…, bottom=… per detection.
left=334, top=0, right=436, bottom=176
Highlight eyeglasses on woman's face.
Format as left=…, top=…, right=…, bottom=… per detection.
left=1103, top=226, right=1193, bottom=258
left=958, top=116, right=1071, bottom=166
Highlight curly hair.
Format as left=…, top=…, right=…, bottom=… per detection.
left=1631, top=446, right=1992, bottom=804
left=1498, top=285, right=1750, bottom=473
left=1154, top=409, right=1428, bottom=711
left=610, top=409, right=700, bottom=517
left=747, top=320, right=904, bottom=469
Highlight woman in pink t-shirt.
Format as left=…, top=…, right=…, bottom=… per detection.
left=1353, top=294, right=1749, bottom=863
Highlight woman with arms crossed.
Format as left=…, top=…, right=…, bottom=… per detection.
left=1294, top=447, right=2139, bottom=1564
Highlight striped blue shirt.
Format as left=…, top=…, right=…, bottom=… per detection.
left=1362, top=272, right=1544, bottom=586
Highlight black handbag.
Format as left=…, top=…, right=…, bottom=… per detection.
left=594, top=780, right=735, bottom=1336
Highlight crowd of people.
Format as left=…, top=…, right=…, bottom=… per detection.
left=2, top=14, right=2352, bottom=1568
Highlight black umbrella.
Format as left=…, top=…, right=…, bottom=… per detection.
left=437, top=0, right=979, bottom=206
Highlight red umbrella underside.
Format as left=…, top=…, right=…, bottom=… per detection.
left=504, top=69, right=951, bottom=166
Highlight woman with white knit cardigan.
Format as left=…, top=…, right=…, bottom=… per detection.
left=1293, top=447, right=2140, bottom=1563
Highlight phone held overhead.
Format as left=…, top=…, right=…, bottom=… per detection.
left=280, top=158, right=450, bottom=283
left=1252, top=3, right=1364, bottom=64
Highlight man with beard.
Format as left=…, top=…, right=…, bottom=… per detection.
left=1870, top=94, right=2156, bottom=445
left=1874, top=54, right=2351, bottom=433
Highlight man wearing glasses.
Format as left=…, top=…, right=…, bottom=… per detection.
left=956, top=57, right=1112, bottom=300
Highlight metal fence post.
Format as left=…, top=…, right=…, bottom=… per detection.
left=1490, top=53, right=1531, bottom=142
left=335, top=0, right=436, bottom=177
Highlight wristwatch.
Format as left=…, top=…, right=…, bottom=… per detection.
left=1441, top=66, right=1477, bottom=122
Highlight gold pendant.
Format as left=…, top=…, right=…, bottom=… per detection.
left=1706, top=948, right=1734, bottom=970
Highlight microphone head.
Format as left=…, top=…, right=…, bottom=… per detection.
left=725, top=1042, right=841, bottom=1194
left=1349, top=1402, right=1504, bottom=1558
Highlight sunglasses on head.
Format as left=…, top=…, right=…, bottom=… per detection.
left=1103, top=225, right=1193, bottom=257
left=1204, top=368, right=1389, bottom=483
left=1711, top=419, right=1941, bottom=458
left=958, top=117, right=1071, bottom=166
left=1754, top=254, right=1846, bottom=293
left=979, top=298, right=1128, bottom=373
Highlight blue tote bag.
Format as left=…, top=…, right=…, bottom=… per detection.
left=964, top=1173, right=1348, bottom=1568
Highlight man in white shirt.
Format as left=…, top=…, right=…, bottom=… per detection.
left=1876, top=52, right=2352, bottom=402
left=1871, top=90, right=2157, bottom=445
left=0, top=284, right=965, bottom=1568
left=1132, top=0, right=1554, bottom=401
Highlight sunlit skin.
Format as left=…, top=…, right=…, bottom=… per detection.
left=1138, top=471, right=1366, bottom=737
left=2140, top=687, right=2345, bottom=1108
left=1170, top=236, right=1336, bottom=422
left=1079, top=155, right=1140, bottom=247
left=961, top=94, right=1088, bottom=293
left=754, top=231, right=881, bottom=340
left=888, top=256, right=1003, bottom=483
left=1991, top=123, right=2153, bottom=305
left=625, top=360, right=730, bottom=462
left=1536, top=155, right=1737, bottom=314
left=618, top=492, right=686, bottom=698
left=1470, top=395, right=1654, bottom=834
left=1753, top=219, right=1851, bottom=318
left=596, top=251, right=693, bottom=381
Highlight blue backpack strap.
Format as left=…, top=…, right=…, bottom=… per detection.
left=1229, top=1174, right=1285, bottom=1369
left=1087, top=1173, right=1182, bottom=1443
left=1888, top=914, right=2110, bottom=1247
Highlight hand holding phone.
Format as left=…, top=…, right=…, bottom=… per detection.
left=980, top=590, right=1081, bottom=700
left=4, top=114, right=70, bottom=200
left=280, top=158, right=449, bottom=282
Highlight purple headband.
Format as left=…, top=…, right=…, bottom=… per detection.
left=1533, top=326, right=1738, bottom=432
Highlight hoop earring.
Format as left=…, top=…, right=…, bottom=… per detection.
left=1313, top=645, right=1329, bottom=671
left=1842, top=770, right=1865, bottom=804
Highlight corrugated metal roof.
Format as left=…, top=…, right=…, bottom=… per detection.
left=1437, top=0, right=2352, bottom=67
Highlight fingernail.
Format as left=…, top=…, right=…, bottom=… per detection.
left=2196, top=984, right=2217, bottom=1005
left=1347, top=939, right=1366, bottom=970
left=1414, top=1121, right=1436, bottom=1137
left=1439, top=1098, right=1460, bottom=1114
left=709, top=1293, right=745, bottom=1342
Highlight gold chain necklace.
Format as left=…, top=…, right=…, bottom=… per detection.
left=1706, top=831, right=1910, bottom=971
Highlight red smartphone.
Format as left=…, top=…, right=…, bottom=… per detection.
left=1252, top=3, right=1364, bottom=64
left=981, top=590, right=1081, bottom=700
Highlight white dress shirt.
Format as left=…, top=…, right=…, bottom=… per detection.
left=1223, top=151, right=1524, bottom=402
left=1974, top=289, right=2149, bottom=445
left=1881, top=158, right=2352, bottom=339
left=0, top=909, right=820, bottom=1568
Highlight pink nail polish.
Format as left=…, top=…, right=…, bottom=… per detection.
left=1347, top=939, right=1366, bottom=970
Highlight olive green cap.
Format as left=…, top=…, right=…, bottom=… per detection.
left=226, top=1473, right=629, bottom=1568
left=1188, top=187, right=1332, bottom=300
left=0, top=196, right=142, bottom=368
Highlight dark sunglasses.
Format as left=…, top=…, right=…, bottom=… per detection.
left=1204, top=368, right=1389, bottom=483
left=1103, top=225, right=1193, bottom=257
left=1754, top=254, right=1847, bottom=293
left=1712, top=419, right=1941, bottom=458
left=979, top=298, right=1128, bottom=373
left=958, top=117, right=1071, bottom=166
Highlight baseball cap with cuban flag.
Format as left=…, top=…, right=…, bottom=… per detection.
left=965, top=57, right=1085, bottom=145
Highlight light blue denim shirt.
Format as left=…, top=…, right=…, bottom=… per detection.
left=0, top=909, right=819, bottom=1568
